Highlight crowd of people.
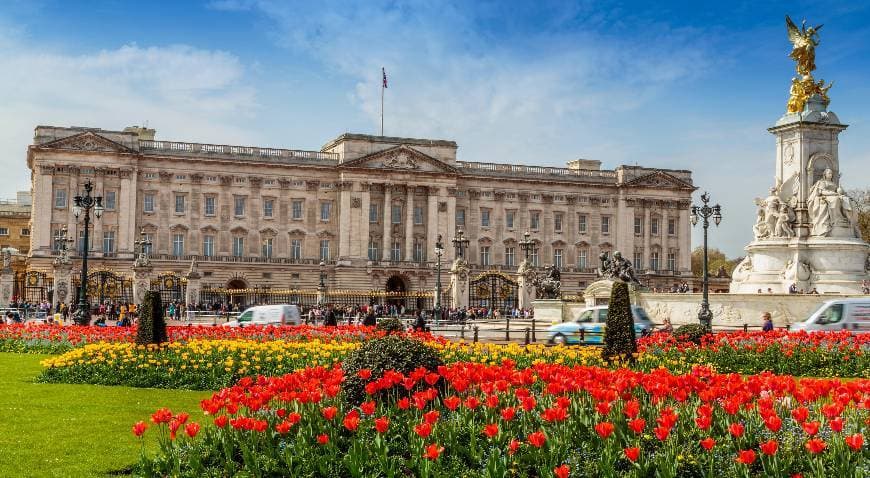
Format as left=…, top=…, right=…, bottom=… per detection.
left=650, top=282, right=691, bottom=293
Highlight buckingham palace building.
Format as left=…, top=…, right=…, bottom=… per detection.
left=24, top=125, right=694, bottom=308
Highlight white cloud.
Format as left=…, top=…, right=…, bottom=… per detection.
left=0, top=33, right=259, bottom=197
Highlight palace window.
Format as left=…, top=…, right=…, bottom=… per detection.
left=506, top=211, right=515, bottom=229
left=290, top=239, right=302, bottom=260
left=172, top=234, right=185, bottom=257
left=21, top=228, right=30, bottom=236
left=634, top=217, right=643, bottom=235
left=505, top=247, right=515, bottom=267
left=204, top=196, right=216, bottom=216
left=0, top=227, right=9, bottom=236
left=104, top=191, right=116, bottom=210
left=530, top=248, right=539, bottom=267
left=369, top=204, right=379, bottom=223
left=143, top=172, right=157, bottom=180
left=530, top=211, right=540, bottom=230
left=142, top=234, right=153, bottom=255
left=414, top=206, right=424, bottom=225
left=414, top=240, right=425, bottom=262
left=202, top=235, right=215, bottom=257
left=651, top=218, right=659, bottom=235
left=77, top=230, right=90, bottom=253
left=668, top=218, right=677, bottom=235
left=578, top=214, right=588, bottom=234
left=143, top=194, right=155, bottom=213
left=263, top=199, right=274, bottom=218
left=391, top=205, right=402, bottom=224
left=391, top=240, right=401, bottom=262
left=54, top=189, right=67, bottom=208
left=175, top=195, right=186, bottom=214
left=633, top=251, right=642, bottom=271
left=234, top=197, right=246, bottom=217
left=368, top=240, right=379, bottom=261
left=292, top=200, right=303, bottom=220
left=480, top=209, right=490, bottom=227
left=175, top=174, right=186, bottom=181
left=102, top=231, right=115, bottom=254
left=601, top=216, right=610, bottom=235
left=320, top=240, right=331, bottom=261
left=553, top=248, right=563, bottom=268
left=667, top=251, right=677, bottom=271
left=232, top=237, right=245, bottom=257
left=480, top=246, right=491, bottom=266
left=262, top=238, right=273, bottom=258
left=554, top=213, right=563, bottom=232
left=650, top=251, right=660, bottom=271
left=320, top=202, right=332, bottom=221
left=578, top=249, right=588, bottom=270
left=455, top=209, right=465, bottom=226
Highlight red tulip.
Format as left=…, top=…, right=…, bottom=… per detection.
left=287, top=412, right=301, bottom=425
left=343, top=412, right=360, bottom=432
left=317, top=433, right=329, bottom=445
left=759, top=439, right=778, bottom=456
left=654, top=426, right=670, bottom=441
left=150, top=408, right=173, bottom=425
left=554, top=464, right=570, bottom=478
left=700, top=437, right=715, bottom=451
left=728, top=423, right=744, bottom=438
left=443, top=396, right=461, bottom=411
left=594, top=421, right=615, bottom=439
left=397, top=397, right=410, bottom=410
left=414, top=422, right=432, bottom=438
left=528, top=431, right=547, bottom=448
left=361, top=401, right=376, bottom=416
left=764, top=415, right=782, bottom=433
left=321, top=406, right=338, bottom=420
left=423, top=443, right=444, bottom=460
left=623, top=447, right=640, bottom=462
left=695, top=415, right=712, bottom=430
left=184, top=422, right=200, bottom=438
left=791, top=407, right=809, bottom=423
left=374, top=416, right=390, bottom=434
left=801, top=421, right=820, bottom=436
left=483, top=423, right=499, bottom=439
left=628, top=418, right=646, bottom=434
left=508, top=439, right=521, bottom=455
left=213, top=415, right=228, bottom=428
left=805, top=438, right=826, bottom=454
left=844, top=433, right=863, bottom=452
left=595, top=401, right=611, bottom=416
left=735, top=449, right=756, bottom=465
left=500, top=407, right=516, bottom=421
left=623, top=400, right=640, bottom=418
left=423, top=410, right=440, bottom=425
left=829, top=417, right=844, bottom=433
left=357, top=368, right=372, bottom=380
left=131, top=421, right=147, bottom=437
left=275, top=420, right=292, bottom=434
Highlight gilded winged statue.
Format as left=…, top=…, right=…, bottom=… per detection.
left=786, top=15, right=822, bottom=76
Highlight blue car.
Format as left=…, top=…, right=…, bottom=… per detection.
left=547, top=306, right=653, bottom=345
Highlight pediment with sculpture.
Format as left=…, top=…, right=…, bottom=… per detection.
left=37, top=131, right=136, bottom=154
left=340, top=145, right=458, bottom=174
left=622, top=171, right=694, bottom=190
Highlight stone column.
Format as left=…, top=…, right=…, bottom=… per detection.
left=382, top=184, right=392, bottom=261
left=338, top=182, right=353, bottom=259
left=446, top=189, right=457, bottom=263
left=132, top=264, right=154, bottom=306
left=359, top=184, right=371, bottom=259
left=643, top=203, right=651, bottom=268
left=426, top=188, right=439, bottom=261
left=51, top=262, right=74, bottom=310
left=118, top=169, right=138, bottom=258
left=32, top=165, right=55, bottom=255
left=449, top=259, right=469, bottom=309
left=405, top=185, right=415, bottom=261
left=0, top=261, right=14, bottom=307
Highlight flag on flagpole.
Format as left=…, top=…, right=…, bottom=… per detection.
left=382, top=67, right=388, bottom=88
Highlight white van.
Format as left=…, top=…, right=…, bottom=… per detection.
left=222, top=305, right=301, bottom=327
left=789, top=299, right=870, bottom=333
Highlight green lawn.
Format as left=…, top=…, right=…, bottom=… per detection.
left=0, top=353, right=210, bottom=478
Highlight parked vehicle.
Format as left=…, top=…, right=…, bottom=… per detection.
left=789, top=299, right=870, bottom=333
left=547, top=306, right=653, bottom=345
left=222, top=305, right=301, bottom=327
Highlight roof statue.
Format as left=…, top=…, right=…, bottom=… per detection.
left=785, top=15, right=832, bottom=113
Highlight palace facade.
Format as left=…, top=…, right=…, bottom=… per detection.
left=26, top=125, right=694, bottom=303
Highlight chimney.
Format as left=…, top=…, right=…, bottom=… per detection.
left=123, top=125, right=156, bottom=141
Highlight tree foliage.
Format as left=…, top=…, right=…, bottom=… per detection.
left=847, top=188, right=870, bottom=243
left=135, top=291, right=166, bottom=345
left=603, top=281, right=636, bottom=362
left=691, top=247, right=741, bottom=278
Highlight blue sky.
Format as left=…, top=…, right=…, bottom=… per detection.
left=1, top=0, right=869, bottom=257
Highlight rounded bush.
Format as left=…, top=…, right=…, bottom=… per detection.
left=674, top=324, right=710, bottom=345
left=376, top=317, right=404, bottom=335
left=342, top=335, right=444, bottom=406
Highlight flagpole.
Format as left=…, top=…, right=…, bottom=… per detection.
left=380, top=78, right=384, bottom=137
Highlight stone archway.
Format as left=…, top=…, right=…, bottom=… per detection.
left=226, top=278, right=248, bottom=307
left=385, top=275, right=407, bottom=309
left=227, top=279, right=247, bottom=289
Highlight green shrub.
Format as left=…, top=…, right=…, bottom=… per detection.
left=342, top=335, right=444, bottom=406
left=674, top=324, right=710, bottom=345
left=602, top=281, right=636, bottom=362
left=135, top=291, right=166, bottom=345
left=376, top=317, right=404, bottom=335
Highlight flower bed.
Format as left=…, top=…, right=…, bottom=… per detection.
left=0, top=324, right=404, bottom=354
left=134, top=362, right=869, bottom=477
left=638, top=330, right=870, bottom=378
left=39, top=340, right=605, bottom=390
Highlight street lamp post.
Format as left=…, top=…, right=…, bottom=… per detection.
left=690, top=192, right=722, bottom=330
left=434, top=234, right=444, bottom=319
left=451, top=229, right=469, bottom=260
left=317, top=261, right=326, bottom=306
left=72, top=180, right=104, bottom=325
left=519, top=231, right=537, bottom=265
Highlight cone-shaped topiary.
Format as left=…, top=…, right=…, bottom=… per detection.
left=136, top=291, right=167, bottom=345
left=602, top=281, right=637, bottom=363
left=376, top=317, right=404, bottom=335
left=342, top=335, right=444, bottom=406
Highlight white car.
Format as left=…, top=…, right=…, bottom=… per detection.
left=789, top=299, right=870, bottom=333
left=222, top=305, right=301, bottom=327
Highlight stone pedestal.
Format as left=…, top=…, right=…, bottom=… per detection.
left=0, top=268, right=13, bottom=307
left=516, top=261, right=536, bottom=311
left=132, top=264, right=153, bottom=306
left=185, top=258, right=201, bottom=306
left=730, top=98, right=869, bottom=294
left=51, top=262, right=73, bottom=309
left=449, top=259, right=469, bottom=309
left=532, top=299, right=565, bottom=323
